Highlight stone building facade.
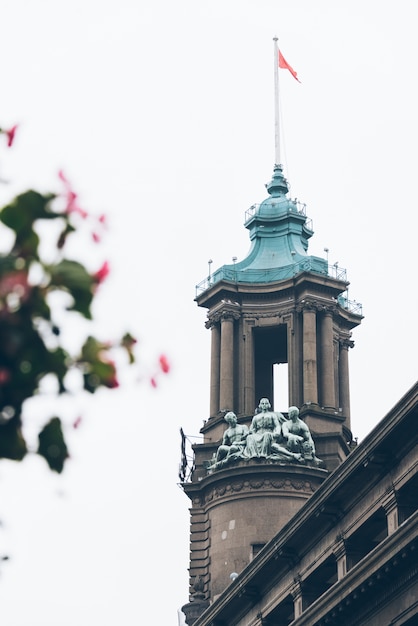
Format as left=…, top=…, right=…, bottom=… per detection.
left=186, top=382, right=418, bottom=625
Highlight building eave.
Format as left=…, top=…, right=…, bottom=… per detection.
left=192, top=381, right=418, bottom=626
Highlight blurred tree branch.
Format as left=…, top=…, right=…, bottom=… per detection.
left=0, top=125, right=138, bottom=472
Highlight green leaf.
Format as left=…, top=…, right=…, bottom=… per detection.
left=80, top=337, right=119, bottom=392
left=29, top=285, right=52, bottom=320
left=0, top=256, right=19, bottom=275
left=81, top=335, right=103, bottom=361
left=0, top=191, right=60, bottom=259
left=0, top=190, right=56, bottom=231
left=0, top=417, right=27, bottom=461
left=37, top=417, right=69, bottom=473
left=15, top=228, right=41, bottom=258
left=121, top=332, right=137, bottom=364
left=47, top=259, right=94, bottom=318
left=46, top=347, right=70, bottom=393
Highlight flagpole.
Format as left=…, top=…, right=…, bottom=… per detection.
left=273, top=36, right=280, bottom=165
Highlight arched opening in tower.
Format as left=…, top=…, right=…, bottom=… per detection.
left=254, top=324, right=288, bottom=411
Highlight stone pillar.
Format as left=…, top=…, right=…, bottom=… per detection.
left=286, top=314, right=298, bottom=407
left=320, top=310, right=336, bottom=408
left=219, top=313, right=234, bottom=412
left=333, top=535, right=347, bottom=580
left=382, top=489, right=400, bottom=535
left=302, top=305, right=318, bottom=404
left=243, top=320, right=255, bottom=416
left=338, top=338, right=353, bottom=426
left=209, top=321, right=221, bottom=417
left=291, top=577, right=303, bottom=619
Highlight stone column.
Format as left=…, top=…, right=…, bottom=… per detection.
left=320, top=309, right=336, bottom=408
left=333, top=535, right=347, bottom=580
left=382, top=489, right=400, bottom=535
left=243, top=320, right=255, bottom=416
left=291, top=577, right=303, bottom=619
left=286, top=314, right=298, bottom=407
left=208, top=321, right=221, bottom=417
left=302, top=305, right=318, bottom=404
left=219, top=313, right=235, bottom=412
left=338, top=338, right=353, bottom=427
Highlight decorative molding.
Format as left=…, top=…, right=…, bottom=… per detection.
left=203, top=476, right=317, bottom=505
left=208, top=309, right=241, bottom=324
left=339, top=337, right=355, bottom=350
left=242, top=308, right=295, bottom=320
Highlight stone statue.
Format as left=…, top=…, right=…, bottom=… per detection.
left=244, top=398, right=306, bottom=463
left=206, top=401, right=324, bottom=472
left=281, top=406, right=324, bottom=466
left=208, top=412, right=249, bottom=470
left=244, top=398, right=285, bottom=458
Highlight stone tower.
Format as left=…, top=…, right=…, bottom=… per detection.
left=180, top=163, right=362, bottom=625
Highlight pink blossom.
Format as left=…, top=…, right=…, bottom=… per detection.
left=104, top=360, right=119, bottom=388
left=73, top=416, right=83, bottom=429
left=4, top=124, right=18, bottom=147
left=150, top=377, right=158, bottom=388
left=92, top=232, right=101, bottom=243
left=58, top=169, right=70, bottom=186
left=106, top=374, right=119, bottom=389
left=65, top=190, right=88, bottom=218
left=159, top=354, right=170, bottom=374
left=59, top=170, right=88, bottom=218
left=93, top=261, right=110, bottom=284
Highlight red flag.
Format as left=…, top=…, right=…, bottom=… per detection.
left=278, top=50, right=301, bottom=83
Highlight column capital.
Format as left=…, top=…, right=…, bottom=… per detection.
left=296, top=299, right=320, bottom=313
left=220, top=309, right=241, bottom=322
left=339, top=337, right=354, bottom=350
left=320, top=304, right=337, bottom=316
left=207, top=309, right=240, bottom=325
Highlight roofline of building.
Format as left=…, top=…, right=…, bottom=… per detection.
left=193, top=381, right=418, bottom=625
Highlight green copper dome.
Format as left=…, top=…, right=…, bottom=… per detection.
left=206, top=164, right=327, bottom=286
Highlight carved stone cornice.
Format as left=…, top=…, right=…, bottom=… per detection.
left=295, top=300, right=338, bottom=315
left=242, top=307, right=295, bottom=320
left=203, top=475, right=317, bottom=506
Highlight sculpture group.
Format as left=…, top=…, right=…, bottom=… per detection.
left=208, top=398, right=323, bottom=471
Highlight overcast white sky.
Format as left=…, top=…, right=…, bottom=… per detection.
left=0, top=1, right=417, bottom=624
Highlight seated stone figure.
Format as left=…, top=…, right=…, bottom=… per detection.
left=210, top=412, right=249, bottom=469
left=282, top=406, right=324, bottom=466
left=244, top=398, right=285, bottom=459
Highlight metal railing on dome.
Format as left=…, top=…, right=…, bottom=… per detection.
left=195, top=261, right=362, bottom=316
left=245, top=199, right=308, bottom=222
